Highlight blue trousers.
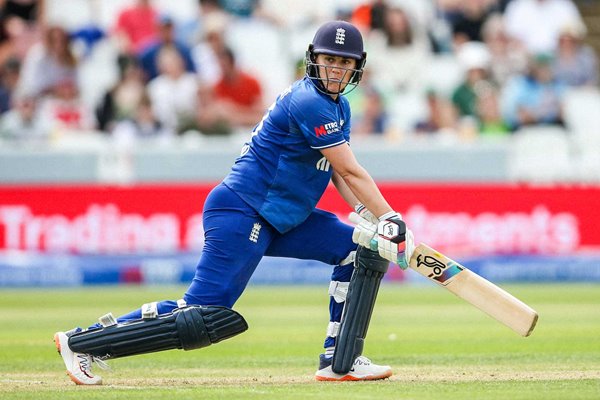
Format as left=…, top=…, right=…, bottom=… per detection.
left=114, top=183, right=357, bottom=349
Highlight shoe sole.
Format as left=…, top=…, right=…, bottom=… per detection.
left=315, top=370, right=392, bottom=381
left=54, top=332, right=102, bottom=386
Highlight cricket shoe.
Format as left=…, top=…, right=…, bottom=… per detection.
left=315, top=354, right=392, bottom=381
left=54, top=329, right=107, bottom=385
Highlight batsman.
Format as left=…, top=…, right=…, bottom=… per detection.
left=53, top=20, right=414, bottom=384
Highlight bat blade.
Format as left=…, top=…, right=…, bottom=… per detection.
left=409, top=243, right=538, bottom=337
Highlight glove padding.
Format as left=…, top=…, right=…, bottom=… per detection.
left=349, top=212, right=415, bottom=269
left=350, top=211, right=378, bottom=251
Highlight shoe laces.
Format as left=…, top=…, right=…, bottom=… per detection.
left=78, top=353, right=111, bottom=372
left=92, top=356, right=111, bottom=371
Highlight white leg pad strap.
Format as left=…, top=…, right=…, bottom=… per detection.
left=327, top=321, right=340, bottom=338
left=328, top=281, right=349, bottom=303
left=141, top=302, right=158, bottom=319
left=339, top=251, right=356, bottom=267
left=98, top=312, right=117, bottom=327
left=177, top=299, right=187, bottom=308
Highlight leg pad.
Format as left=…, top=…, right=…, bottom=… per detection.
left=68, top=306, right=247, bottom=359
left=332, top=246, right=389, bottom=374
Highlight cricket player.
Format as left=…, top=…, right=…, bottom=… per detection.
left=54, top=20, right=415, bottom=384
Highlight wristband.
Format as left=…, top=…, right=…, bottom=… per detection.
left=378, top=211, right=402, bottom=221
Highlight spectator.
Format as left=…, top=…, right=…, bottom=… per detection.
left=346, top=71, right=389, bottom=136
left=0, top=5, right=41, bottom=68
left=35, top=78, right=97, bottom=135
left=0, top=0, right=41, bottom=20
left=366, top=6, right=432, bottom=93
left=112, top=93, right=173, bottom=144
left=427, top=0, right=459, bottom=53
left=147, top=46, right=199, bottom=135
left=500, top=53, right=566, bottom=130
left=198, top=46, right=263, bottom=135
left=0, top=57, right=20, bottom=113
left=96, top=56, right=147, bottom=132
left=450, top=41, right=510, bottom=137
left=191, top=13, right=229, bottom=87
left=138, top=15, right=196, bottom=81
left=503, top=0, right=584, bottom=54
left=16, top=25, right=78, bottom=98
left=414, top=88, right=458, bottom=135
left=475, top=80, right=510, bottom=135
left=553, top=21, right=599, bottom=87
left=176, top=0, right=228, bottom=48
left=350, top=0, right=389, bottom=33
left=218, top=0, right=281, bottom=25
left=112, top=0, right=159, bottom=56
left=481, top=13, right=528, bottom=86
left=379, top=6, right=414, bottom=47
left=451, top=41, right=494, bottom=118
left=0, top=94, right=43, bottom=140
left=219, top=0, right=259, bottom=18
left=450, top=0, right=496, bottom=47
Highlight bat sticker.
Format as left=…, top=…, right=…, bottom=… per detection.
left=415, top=253, right=464, bottom=285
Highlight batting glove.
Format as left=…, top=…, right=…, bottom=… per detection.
left=354, top=203, right=379, bottom=225
left=376, top=212, right=415, bottom=270
left=349, top=212, right=378, bottom=251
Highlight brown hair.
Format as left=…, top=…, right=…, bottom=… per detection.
left=43, top=26, right=77, bottom=68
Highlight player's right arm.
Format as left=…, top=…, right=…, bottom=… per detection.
left=321, top=143, right=392, bottom=219
left=322, top=143, right=414, bottom=268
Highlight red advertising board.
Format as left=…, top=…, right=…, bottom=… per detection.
left=1, top=183, right=599, bottom=255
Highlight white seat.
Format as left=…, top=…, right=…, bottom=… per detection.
left=563, top=87, right=600, bottom=139
left=562, top=88, right=600, bottom=182
left=508, top=126, right=575, bottom=183
left=422, top=54, right=463, bottom=98
left=387, top=90, right=428, bottom=134
left=226, top=19, right=293, bottom=102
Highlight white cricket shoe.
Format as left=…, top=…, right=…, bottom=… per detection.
left=54, top=330, right=103, bottom=385
left=315, top=354, right=392, bottom=381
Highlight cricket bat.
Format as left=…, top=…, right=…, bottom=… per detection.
left=409, top=243, right=538, bottom=337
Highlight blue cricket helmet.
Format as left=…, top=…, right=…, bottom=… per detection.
left=305, top=20, right=367, bottom=93
left=311, top=20, right=365, bottom=61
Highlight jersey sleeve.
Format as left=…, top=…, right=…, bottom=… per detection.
left=289, top=91, right=347, bottom=150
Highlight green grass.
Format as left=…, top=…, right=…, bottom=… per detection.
left=0, top=283, right=599, bottom=399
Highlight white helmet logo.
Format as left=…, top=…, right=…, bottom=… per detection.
left=335, top=28, right=346, bottom=45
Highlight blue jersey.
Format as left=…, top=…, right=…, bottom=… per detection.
left=223, top=77, right=351, bottom=233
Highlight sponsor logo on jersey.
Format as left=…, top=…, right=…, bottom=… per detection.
left=335, top=28, right=346, bottom=45
left=316, top=157, right=331, bottom=172
left=314, top=121, right=341, bottom=137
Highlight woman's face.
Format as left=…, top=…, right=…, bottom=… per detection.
left=315, top=54, right=357, bottom=95
left=47, top=27, right=69, bottom=53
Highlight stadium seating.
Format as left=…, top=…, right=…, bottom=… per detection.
left=508, top=126, right=575, bottom=183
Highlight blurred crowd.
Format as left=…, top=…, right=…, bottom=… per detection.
left=0, top=0, right=597, bottom=146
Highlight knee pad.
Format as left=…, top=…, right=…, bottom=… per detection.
left=332, top=246, right=389, bottom=374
